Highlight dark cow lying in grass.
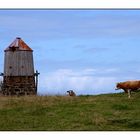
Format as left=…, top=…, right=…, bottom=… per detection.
left=116, top=80, right=140, bottom=98
left=66, top=90, right=76, bottom=96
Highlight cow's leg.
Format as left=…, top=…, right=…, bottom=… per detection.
left=128, top=89, right=131, bottom=98
left=123, top=89, right=127, bottom=94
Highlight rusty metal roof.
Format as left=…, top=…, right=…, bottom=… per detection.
left=5, top=37, right=33, bottom=51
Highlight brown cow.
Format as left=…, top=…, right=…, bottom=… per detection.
left=66, top=90, right=76, bottom=96
left=116, top=80, right=140, bottom=98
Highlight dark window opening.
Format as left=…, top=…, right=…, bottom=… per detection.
left=11, top=47, right=16, bottom=52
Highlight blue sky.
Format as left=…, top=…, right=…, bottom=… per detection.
left=0, top=10, right=140, bottom=95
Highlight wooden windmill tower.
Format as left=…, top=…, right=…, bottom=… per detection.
left=1, top=37, right=39, bottom=96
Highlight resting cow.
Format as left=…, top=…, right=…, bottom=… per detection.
left=66, top=90, right=76, bottom=96
left=116, top=80, right=140, bottom=98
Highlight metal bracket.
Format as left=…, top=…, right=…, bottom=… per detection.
left=0, top=73, right=4, bottom=76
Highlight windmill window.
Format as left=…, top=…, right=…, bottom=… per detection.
left=9, top=66, right=12, bottom=69
left=21, top=66, right=24, bottom=68
left=11, top=47, right=16, bottom=52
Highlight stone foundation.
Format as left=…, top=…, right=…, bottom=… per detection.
left=3, top=76, right=36, bottom=96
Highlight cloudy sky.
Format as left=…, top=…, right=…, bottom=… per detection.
left=0, top=9, right=140, bottom=95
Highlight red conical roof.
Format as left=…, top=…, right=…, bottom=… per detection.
left=5, top=37, right=33, bottom=51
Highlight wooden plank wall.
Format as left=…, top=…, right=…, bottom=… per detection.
left=4, top=51, right=34, bottom=76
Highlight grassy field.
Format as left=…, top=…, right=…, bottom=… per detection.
left=0, top=92, right=140, bottom=131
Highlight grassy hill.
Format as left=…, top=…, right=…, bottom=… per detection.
left=0, top=92, right=140, bottom=131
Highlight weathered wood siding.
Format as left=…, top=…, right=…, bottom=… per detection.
left=4, top=51, right=34, bottom=76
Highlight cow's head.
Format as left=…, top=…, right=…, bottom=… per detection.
left=115, top=82, right=121, bottom=90
left=66, top=91, right=70, bottom=95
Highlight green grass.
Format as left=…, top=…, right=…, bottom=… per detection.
left=0, top=92, right=140, bottom=131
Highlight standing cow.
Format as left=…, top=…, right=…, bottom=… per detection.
left=116, top=80, right=140, bottom=98
left=66, top=90, right=76, bottom=96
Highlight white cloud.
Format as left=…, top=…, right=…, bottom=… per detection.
left=38, top=68, right=118, bottom=95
